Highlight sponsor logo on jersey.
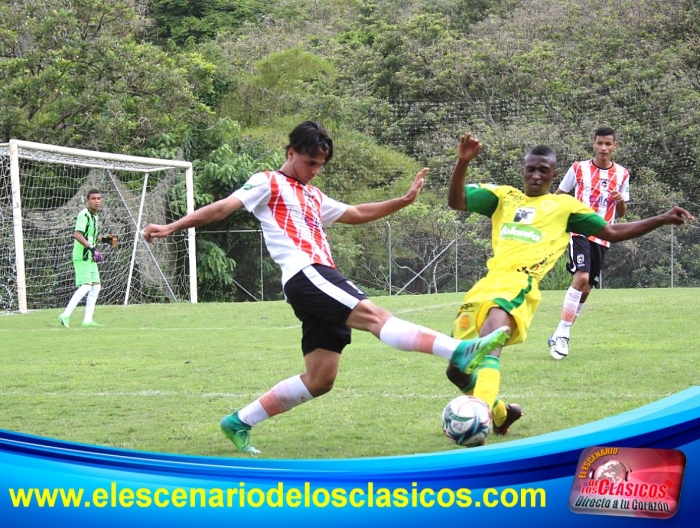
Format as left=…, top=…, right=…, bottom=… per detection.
left=590, top=196, right=608, bottom=208
left=500, top=223, right=543, bottom=243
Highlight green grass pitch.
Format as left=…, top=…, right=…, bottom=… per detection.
left=1, top=288, right=698, bottom=459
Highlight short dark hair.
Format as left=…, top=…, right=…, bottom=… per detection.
left=86, top=188, right=101, bottom=199
left=594, top=126, right=616, bottom=141
left=286, top=121, right=334, bottom=163
left=527, top=145, right=556, bottom=160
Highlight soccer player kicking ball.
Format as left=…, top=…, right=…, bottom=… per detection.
left=58, top=189, right=117, bottom=328
left=446, top=133, right=693, bottom=440
left=142, top=121, right=510, bottom=454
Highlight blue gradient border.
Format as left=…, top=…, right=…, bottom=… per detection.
left=2, top=387, right=699, bottom=527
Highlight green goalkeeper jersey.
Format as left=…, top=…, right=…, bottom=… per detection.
left=465, top=184, right=608, bottom=282
left=72, top=208, right=99, bottom=261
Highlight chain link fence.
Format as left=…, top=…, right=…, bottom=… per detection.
left=203, top=200, right=700, bottom=302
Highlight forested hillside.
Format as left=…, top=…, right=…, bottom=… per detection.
left=2, top=0, right=698, bottom=301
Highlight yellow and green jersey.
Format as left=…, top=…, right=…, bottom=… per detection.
left=466, top=184, right=607, bottom=282
left=72, top=208, right=99, bottom=261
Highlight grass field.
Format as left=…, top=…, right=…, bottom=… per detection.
left=1, top=288, right=698, bottom=459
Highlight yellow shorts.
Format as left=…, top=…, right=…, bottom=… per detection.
left=452, top=270, right=541, bottom=346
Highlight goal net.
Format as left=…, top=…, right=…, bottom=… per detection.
left=0, top=140, right=196, bottom=313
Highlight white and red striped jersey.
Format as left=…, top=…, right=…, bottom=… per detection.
left=232, top=170, right=348, bottom=285
left=558, top=160, right=630, bottom=247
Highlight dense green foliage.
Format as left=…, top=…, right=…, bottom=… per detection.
left=2, top=0, right=699, bottom=299
left=0, top=1, right=212, bottom=152
left=146, top=0, right=269, bottom=45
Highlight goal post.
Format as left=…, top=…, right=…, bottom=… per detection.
left=0, top=139, right=197, bottom=313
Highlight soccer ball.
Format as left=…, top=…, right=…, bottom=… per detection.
left=441, top=395, right=493, bottom=447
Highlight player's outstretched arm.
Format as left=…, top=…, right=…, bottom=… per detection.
left=337, top=168, right=428, bottom=225
left=448, top=133, right=482, bottom=211
left=142, top=195, right=244, bottom=242
left=596, top=206, right=694, bottom=243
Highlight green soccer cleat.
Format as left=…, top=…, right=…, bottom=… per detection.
left=58, top=315, right=70, bottom=328
left=451, top=325, right=511, bottom=375
left=82, top=321, right=103, bottom=327
left=220, top=412, right=261, bottom=454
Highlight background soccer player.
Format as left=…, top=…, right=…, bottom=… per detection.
left=548, top=127, right=630, bottom=360
left=446, top=133, right=692, bottom=440
left=58, top=189, right=116, bottom=328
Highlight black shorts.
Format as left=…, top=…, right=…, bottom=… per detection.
left=566, top=235, right=609, bottom=286
left=283, top=264, right=369, bottom=355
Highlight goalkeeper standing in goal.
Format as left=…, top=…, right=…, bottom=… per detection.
left=58, top=189, right=117, bottom=328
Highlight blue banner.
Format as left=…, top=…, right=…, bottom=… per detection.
left=2, top=387, right=699, bottom=527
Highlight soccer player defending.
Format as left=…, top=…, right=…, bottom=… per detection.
left=447, top=133, right=693, bottom=440
left=142, top=121, right=511, bottom=454
left=548, top=127, right=630, bottom=360
left=58, top=189, right=117, bottom=328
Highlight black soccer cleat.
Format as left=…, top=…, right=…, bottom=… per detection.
left=493, top=403, right=523, bottom=435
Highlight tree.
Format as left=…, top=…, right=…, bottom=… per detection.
left=176, top=120, right=286, bottom=301
left=220, top=48, right=337, bottom=128
left=0, top=0, right=213, bottom=151
left=146, top=0, right=270, bottom=46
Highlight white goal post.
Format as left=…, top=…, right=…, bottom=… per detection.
left=0, top=139, right=197, bottom=313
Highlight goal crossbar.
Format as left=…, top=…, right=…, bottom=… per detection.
left=1, top=140, right=193, bottom=170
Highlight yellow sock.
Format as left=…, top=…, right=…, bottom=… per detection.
left=491, top=399, right=507, bottom=426
left=472, top=355, right=500, bottom=408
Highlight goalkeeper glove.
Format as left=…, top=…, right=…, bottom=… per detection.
left=87, top=246, right=103, bottom=263
left=100, top=234, right=118, bottom=248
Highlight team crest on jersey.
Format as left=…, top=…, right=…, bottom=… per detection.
left=458, top=314, right=471, bottom=331
left=541, top=200, right=558, bottom=213
left=513, top=207, right=536, bottom=224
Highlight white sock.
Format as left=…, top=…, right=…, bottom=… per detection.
left=83, top=284, right=101, bottom=323
left=379, top=316, right=459, bottom=360
left=61, top=284, right=91, bottom=318
left=575, top=303, right=586, bottom=320
left=238, top=375, right=314, bottom=426
left=556, top=287, right=582, bottom=337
